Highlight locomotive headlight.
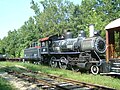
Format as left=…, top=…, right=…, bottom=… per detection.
left=94, top=37, right=106, bottom=53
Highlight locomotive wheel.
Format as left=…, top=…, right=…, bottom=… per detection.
left=36, top=60, right=42, bottom=65
left=90, top=65, right=99, bottom=75
left=59, top=57, right=68, bottom=69
left=49, top=57, right=57, bottom=68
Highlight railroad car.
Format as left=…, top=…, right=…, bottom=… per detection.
left=24, top=18, right=120, bottom=75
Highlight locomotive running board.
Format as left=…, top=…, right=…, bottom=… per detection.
left=100, top=72, right=120, bottom=76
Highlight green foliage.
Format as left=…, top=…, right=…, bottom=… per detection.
left=0, top=77, right=15, bottom=90
left=0, top=0, right=120, bottom=57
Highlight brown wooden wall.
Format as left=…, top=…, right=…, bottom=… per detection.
left=106, top=29, right=120, bottom=62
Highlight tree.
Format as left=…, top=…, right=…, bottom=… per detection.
left=31, top=0, right=75, bottom=37
left=1, top=0, right=120, bottom=58
left=77, top=0, right=120, bottom=37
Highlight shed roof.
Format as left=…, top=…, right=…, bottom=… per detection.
left=105, top=18, right=120, bottom=30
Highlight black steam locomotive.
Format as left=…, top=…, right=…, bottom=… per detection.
left=24, top=25, right=107, bottom=74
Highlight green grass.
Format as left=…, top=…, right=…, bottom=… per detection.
left=0, top=61, right=120, bottom=89
left=0, top=77, right=15, bottom=90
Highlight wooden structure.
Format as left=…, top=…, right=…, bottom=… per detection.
left=105, top=18, right=120, bottom=62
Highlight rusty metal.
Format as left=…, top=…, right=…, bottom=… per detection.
left=47, top=74, right=115, bottom=90
left=6, top=68, right=115, bottom=90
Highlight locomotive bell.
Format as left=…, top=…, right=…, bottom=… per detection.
left=78, top=30, right=86, bottom=38
left=94, top=30, right=101, bottom=36
left=89, top=24, right=94, bottom=37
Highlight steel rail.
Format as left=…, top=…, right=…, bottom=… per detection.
left=6, top=68, right=115, bottom=90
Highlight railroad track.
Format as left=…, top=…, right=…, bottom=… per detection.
left=4, top=67, right=115, bottom=90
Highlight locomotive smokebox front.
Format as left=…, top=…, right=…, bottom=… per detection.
left=80, top=37, right=106, bottom=53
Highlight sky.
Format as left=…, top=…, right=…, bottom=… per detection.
left=0, top=0, right=81, bottom=39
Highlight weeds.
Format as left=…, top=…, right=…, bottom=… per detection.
left=0, top=61, right=120, bottom=89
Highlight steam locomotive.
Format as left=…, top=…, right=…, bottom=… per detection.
left=24, top=25, right=107, bottom=74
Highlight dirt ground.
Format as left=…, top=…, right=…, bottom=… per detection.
left=0, top=69, right=40, bottom=90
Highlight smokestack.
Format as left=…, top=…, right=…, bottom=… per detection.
left=89, top=24, right=94, bottom=37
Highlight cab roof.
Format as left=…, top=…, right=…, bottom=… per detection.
left=39, top=35, right=59, bottom=42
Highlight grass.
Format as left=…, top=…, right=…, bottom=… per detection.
left=0, top=77, right=15, bottom=90
left=0, top=61, right=120, bottom=89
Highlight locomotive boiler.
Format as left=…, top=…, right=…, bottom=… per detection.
left=52, top=31, right=106, bottom=54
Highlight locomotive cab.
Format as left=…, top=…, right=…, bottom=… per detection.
left=40, top=37, right=50, bottom=54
